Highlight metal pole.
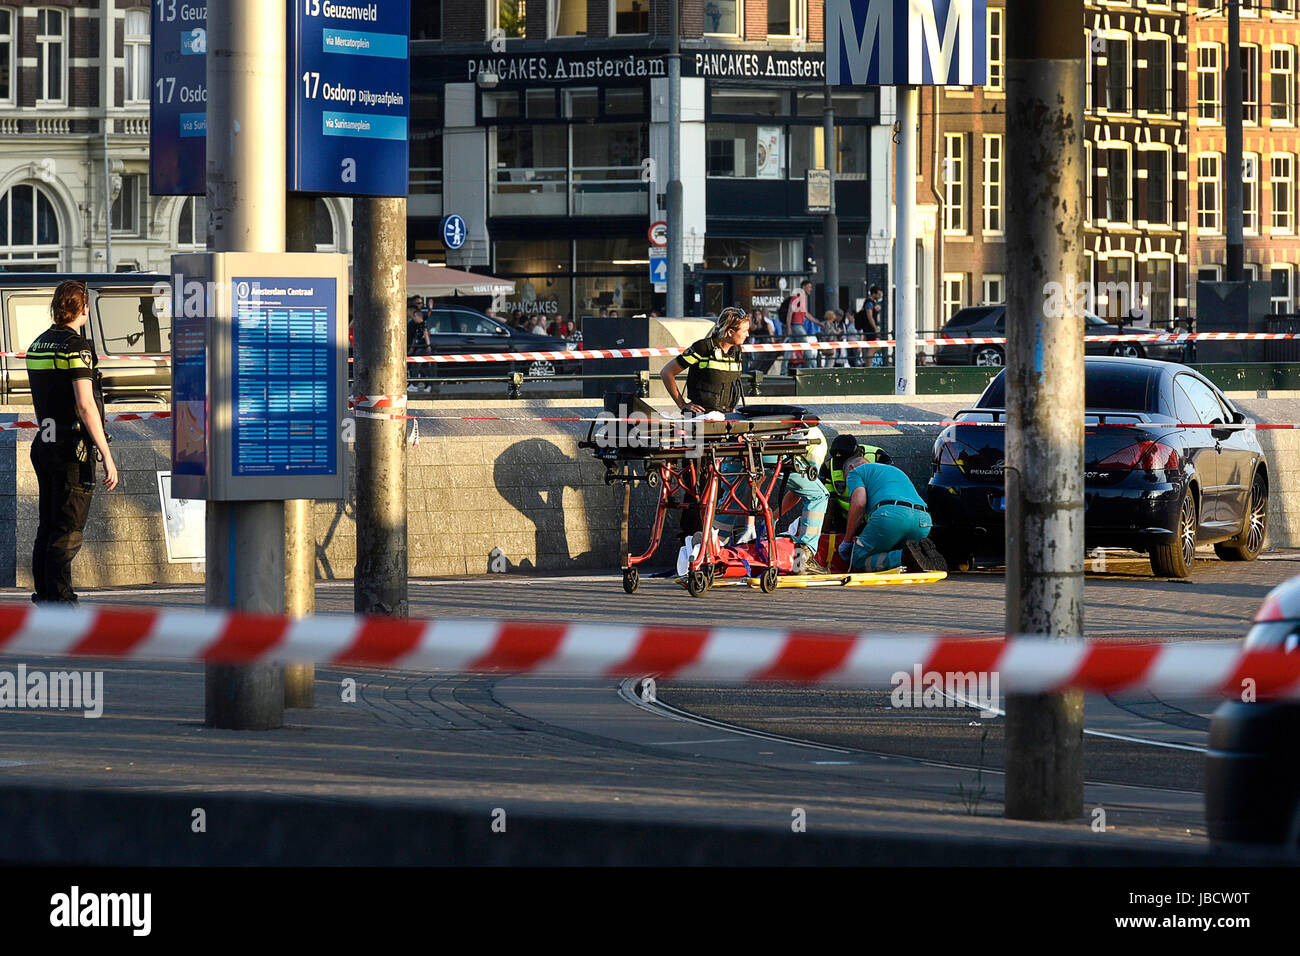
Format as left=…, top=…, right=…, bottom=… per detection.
left=666, top=0, right=683, bottom=318
left=894, top=86, right=917, bottom=396
left=102, top=124, right=112, bottom=272
left=823, top=85, right=839, bottom=316
left=1003, top=0, right=1086, bottom=820
left=203, top=0, right=287, bottom=731
left=1225, top=0, right=1243, bottom=282
left=353, top=197, right=408, bottom=617
left=284, top=195, right=316, bottom=708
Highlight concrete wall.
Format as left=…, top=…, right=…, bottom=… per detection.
left=3, top=393, right=1299, bottom=588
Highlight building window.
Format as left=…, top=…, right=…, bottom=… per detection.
left=768, top=0, right=802, bottom=37
left=1104, top=35, right=1130, bottom=113
left=943, top=133, right=967, bottom=234
left=981, top=274, right=1004, bottom=306
left=124, top=8, right=150, bottom=105
left=942, top=274, right=966, bottom=322
left=1243, top=44, right=1260, bottom=124
left=612, top=0, right=650, bottom=34
left=1146, top=36, right=1169, bottom=115
left=552, top=0, right=585, bottom=35
left=0, top=9, right=13, bottom=105
left=410, top=91, right=442, bottom=195
left=1098, top=255, right=1134, bottom=320
left=704, top=0, right=740, bottom=35
left=111, top=174, right=143, bottom=235
left=35, top=7, right=66, bottom=105
left=1271, top=46, right=1295, bottom=124
left=1198, top=154, right=1222, bottom=233
left=987, top=7, right=1004, bottom=92
left=1272, top=266, right=1293, bottom=314
left=314, top=200, right=338, bottom=251
left=1275, top=0, right=1296, bottom=16
left=0, top=182, right=61, bottom=270
left=982, top=134, right=1003, bottom=235
left=1244, top=153, right=1260, bottom=234
left=177, top=195, right=206, bottom=247
left=1100, top=146, right=1129, bottom=223
left=1272, top=153, right=1295, bottom=233
left=1197, top=45, right=1221, bottom=123
left=412, top=0, right=442, bottom=39
left=492, top=0, right=525, bottom=39
left=1146, top=148, right=1170, bottom=226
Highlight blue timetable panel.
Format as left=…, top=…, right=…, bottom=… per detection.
left=288, top=0, right=410, bottom=195
left=231, top=278, right=337, bottom=477
left=150, top=1, right=207, bottom=195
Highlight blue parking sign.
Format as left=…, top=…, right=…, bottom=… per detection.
left=288, top=0, right=410, bottom=196
left=442, top=215, right=468, bottom=250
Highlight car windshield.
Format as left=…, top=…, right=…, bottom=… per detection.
left=978, top=364, right=1160, bottom=412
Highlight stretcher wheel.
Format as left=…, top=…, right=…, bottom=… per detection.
left=760, top=566, right=779, bottom=593
left=805, top=463, right=819, bottom=480
left=622, top=568, right=639, bottom=594
left=705, top=565, right=716, bottom=588
left=686, top=569, right=709, bottom=597
left=646, top=470, right=660, bottom=488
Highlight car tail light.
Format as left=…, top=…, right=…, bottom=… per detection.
left=1097, top=441, right=1180, bottom=472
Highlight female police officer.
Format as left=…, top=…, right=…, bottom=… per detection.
left=659, top=306, right=749, bottom=414
left=26, top=279, right=119, bottom=604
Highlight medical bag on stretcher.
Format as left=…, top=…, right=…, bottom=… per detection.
left=676, top=534, right=797, bottom=577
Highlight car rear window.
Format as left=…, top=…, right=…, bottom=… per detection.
left=978, top=364, right=1159, bottom=412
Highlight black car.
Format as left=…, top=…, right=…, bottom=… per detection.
left=934, top=305, right=1185, bottom=367
left=417, top=306, right=579, bottom=378
left=1205, top=574, right=1300, bottom=848
left=928, top=357, right=1268, bottom=578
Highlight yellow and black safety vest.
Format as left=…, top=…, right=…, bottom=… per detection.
left=25, top=325, right=99, bottom=449
left=679, top=336, right=742, bottom=413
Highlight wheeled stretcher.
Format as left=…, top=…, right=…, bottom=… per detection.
left=581, top=394, right=821, bottom=597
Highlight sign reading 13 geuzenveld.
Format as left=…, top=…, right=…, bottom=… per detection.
left=288, top=0, right=411, bottom=196
left=826, top=0, right=987, bottom=87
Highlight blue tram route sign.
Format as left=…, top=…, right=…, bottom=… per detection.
left=150, top=0, right=208, bottom=195
left=288, top=0, right=411, bottom=196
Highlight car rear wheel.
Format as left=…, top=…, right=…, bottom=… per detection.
left=972, top=346, right=1004, bottom=367
left=1151, top=489, right=1197, bottom=578
left=1108, top=343, right=1145, bottom=359
left=1216, top=472, right=1268, bottom=562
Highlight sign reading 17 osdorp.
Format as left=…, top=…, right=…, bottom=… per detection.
left=288, top=0, right=410, bottom=196
left=826, top=0, right=987, bottom=87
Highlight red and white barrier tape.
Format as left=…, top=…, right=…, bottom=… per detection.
left=0, top=604, right=1296, bottom=697
left=3, top=329, right=1300, bottom=369
left=0, top=410, right=172, bottom=432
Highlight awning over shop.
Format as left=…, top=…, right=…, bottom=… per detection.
left=348, top=261, right=515, bottom=298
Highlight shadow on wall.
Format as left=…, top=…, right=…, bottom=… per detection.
left=494, top=438, right=597, bottom=572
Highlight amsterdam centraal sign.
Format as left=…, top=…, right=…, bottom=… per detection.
left=431, top=50, right=828, bottom=85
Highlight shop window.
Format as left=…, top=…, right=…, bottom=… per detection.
left=0, top=182, right=61, bottom=270
left=526, top=88, right=558, bottom=118
left=564, top=87, right=599, bottom=118
left=704, top=0, right=740, bottom=35
left=492, top=0, right=525, bottom=39
left=703, top=238, right=800, bottom=272
left=494, top=239, right=572, bottom=321
left=552, top=0, right=585, bottom=36
left=412, top=0, right=442, bottom=40
left=572, top=122, right=649, bottom=215
left=492, top=125, right=568, bottom=215
left=604, top=88, right=645, bottom=115
left=708, top=124, right=764, bottom=178
left=712, top=88, right=789, bottom=117
left=612, top=0, right=649, bottom=36
left=789, top=125, right=866, bottom=179
left=482, top=90, right=521, bottom=119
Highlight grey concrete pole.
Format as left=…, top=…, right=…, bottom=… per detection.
left=203, top=0, right=287, bottom=731
left=353, top=197, right=409, bottom=617
left=1225, top=0, right=1243, bottom=282
left=1003, top=0, right=1087, bottom=820
left=666, top=0, right=683, bottom=318
left=823, top=86, right=839, bottom=316
left=894, top=86, right=918, bottom=396
left=284, top=195, right=316, bottom=708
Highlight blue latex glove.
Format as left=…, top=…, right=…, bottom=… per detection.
left=837, top=538, right=854, bottom=562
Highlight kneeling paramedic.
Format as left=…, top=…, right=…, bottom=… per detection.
left=836, top=456, right=946, bottom=573
left=26, top=280, right=119, bottom=604
left=820, top=434, right=891, bottom=534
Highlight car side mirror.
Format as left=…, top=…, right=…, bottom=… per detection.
left=1232, top=410, right=1247, bottom=425
left=495, top=327, right=509, bottom=335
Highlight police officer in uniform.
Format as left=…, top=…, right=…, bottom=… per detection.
left=26, top=280, right=119, bottom=604
left=659, top=306, right=749, bottom=414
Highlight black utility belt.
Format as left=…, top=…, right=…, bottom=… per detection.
left=874, top=500, right=927, bottom=512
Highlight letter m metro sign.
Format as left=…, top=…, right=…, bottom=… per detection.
left=826, top=0, right=988, bottom=86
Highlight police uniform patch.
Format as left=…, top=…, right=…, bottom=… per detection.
left=80, top=349, right=93, bottom=367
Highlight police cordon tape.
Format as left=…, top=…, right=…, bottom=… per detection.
left=0, top=603, right=1297, bottom=697
left=5, top=328, right=1300, bottom=366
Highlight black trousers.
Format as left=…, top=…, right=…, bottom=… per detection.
left=31, top=444, right=94, bottom=603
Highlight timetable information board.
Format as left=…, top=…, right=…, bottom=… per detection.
left=231, top=278, right=337, bottom=477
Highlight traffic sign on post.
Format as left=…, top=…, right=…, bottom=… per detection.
left=288, top=0, right=411, bottom=196
left=442, top=214, right=467, bottom=250
left=150, top=1, right=208, bottom=196
left=648, top=221, right=668, bottom=247
left=649, top=248, right=668, bottom=292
